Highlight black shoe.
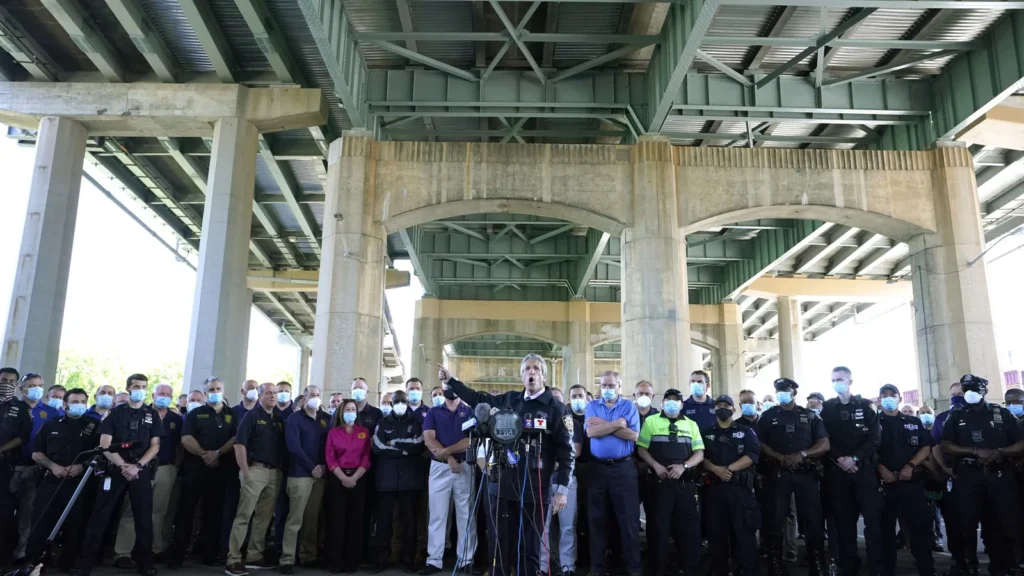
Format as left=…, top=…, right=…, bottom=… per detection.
left=246, top=559, right=279, bottom=570
left=279, top=565, right=295, bottom=575
left=404, top=564, right=417, bottom=574
left=370, top=564, right=386, bottom=574
left=115, top=558, right=137, bottom=570
left=226, top=563, right=250, bottom=576
left=420, top=565, right=443, bottom=575
left=138, top=568, right=157, bottom=576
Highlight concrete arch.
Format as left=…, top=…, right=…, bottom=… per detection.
left=370, top=141, right=634, bottom=234
left=682, top=205, right=932, bottom=243
left=436, top=319, right=570, bottom=350
left=675, top=147, right=942, bottom=243
left=591, top=331, right=719, bottom=353
left=442, top=329, right=562, bottom=349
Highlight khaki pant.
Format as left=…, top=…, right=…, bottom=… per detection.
left=114, top=464, right=177, bottom=556
left=281, top=476, right=325, bottom=565
left=228, top=467, right=281, bottom=564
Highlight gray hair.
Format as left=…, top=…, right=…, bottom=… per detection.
left=203, top=377, right=223, bottom=388
left=154, top=383, right=173, bottom=395
left=520, top=353, right=548, bottom=378
left=304, top=384, right=321, bottom=396
left=599, top=370, right=622, bottom=386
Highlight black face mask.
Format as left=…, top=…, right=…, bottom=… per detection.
left=443, top=388, right=457, bottom=401
left=715, top=408, right=734, bottom=422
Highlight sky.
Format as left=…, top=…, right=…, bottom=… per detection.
left=0, top=125, right=1022, bottom=403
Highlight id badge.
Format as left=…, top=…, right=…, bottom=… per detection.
left=785, top=424, right=795, bottom=434
left=971, top=430, right=984, bottom=443
left=103, top=477, right=112, bottom=492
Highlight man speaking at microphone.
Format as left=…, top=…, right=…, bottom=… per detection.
left=438, top=353, right=574, bottom=576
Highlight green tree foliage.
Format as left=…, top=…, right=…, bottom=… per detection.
left=55, top=349, right=185, bottom=400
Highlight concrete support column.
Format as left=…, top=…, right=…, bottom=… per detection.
left=183, top=117, right=259, bottom=392
left=622, top=136, right=690, bottom=388
left=298, top=345, right=312, bottom=390
left=692, top=346, right=705, bottom=373
left=716, top=303, right=747, bottom=397
left=910, top=145, right=1001, bottom=409
left=237, top=289, right=254, bottom=394
left=2, top=116, right=87, bottom=384
left=562, top=299, right=593, bottom=391
left=777, top=296, right=804, bottom=383
left=311, top=131, right=386, bottom=398
left=411, top=298, right=444, bottom=380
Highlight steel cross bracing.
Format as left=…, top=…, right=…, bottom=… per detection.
left=3, top=0, right=1023, bottom=356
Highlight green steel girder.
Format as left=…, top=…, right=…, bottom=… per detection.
left=297, top=0, right=371, bottom=129
left=873, top=11, right=1024, bottom=151
left=645, top=0, right=720, bottom=132
left=452, top=335, right=560, bottom=357
left=718, top=220, right=828, bottom=301
left=367, top=70, right=933, bottom=141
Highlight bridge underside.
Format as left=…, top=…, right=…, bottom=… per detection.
left=1, top=0, right=1022, bottom=410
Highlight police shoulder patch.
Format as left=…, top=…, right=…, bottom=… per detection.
left=562, top=414, right=573, bottom=434
left=169, top=422, right=176, bottom=430
left=225, top=414, right=232, bottom=424
left=358, top=432, right=367, bottom=439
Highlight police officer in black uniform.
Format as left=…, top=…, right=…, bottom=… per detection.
left=941, top=374, right=1024, bottom=576
left=819, top=366, right=882, bottom=576
left=439, top=355, right=574, bottom=576
left=876, top=384, right=935, bottom=576
left=73, top=374, right=163, bottom=576
left=0, top=367, right=31, bottom=568
left=758, top=377, right=830, bottom=576
left=25, top=388, right=102, bottom=568
left=701, top=395, right=760, bottom=576
left=169, top=377, right=238, bottom=567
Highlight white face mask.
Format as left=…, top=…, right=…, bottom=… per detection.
left=636, top=396, right=652, bottom=409
left=393, top=402, right=408, bottom=416
left=245, top=389, right=259, bottom=401
left=306, top=397, right=321, bottom=411
left=964, top=390, right=984, bottom=405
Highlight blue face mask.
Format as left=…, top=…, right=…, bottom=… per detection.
left=96, top=394, right=113, bottom=409
left=833, top=381, right=850, bottom=396
left=129, top=389, right=146, bottom=403
left=25, top=386, right=43, bottom=402
left=880, top=397, right=899, bottom=412
left=67, top=403, right=87, bottom=418
left=1008, top=404, right=1024, bottom=418
left=810, top=407, right=822, bottom=416
left=761, top=401, right=776, bottom=412
left=343, top=412, right=357, bottom=425
left=207, top=392, right=223, bottom=405
left=571, top=399, right=587, bottom=413
left=432, top=395, right=444, bottom=407
left=47, top=397, right=64, bottom=411
left=690, top=382, right=706, bottom=398
left=277, top=392, right=291, bottom=404
left=663, top=399, right=682, bottom=416
left=950, top=395, right=966, bottom=408
left=350, top=389, right=367, bottom=402
left=776, top=391, right=793, bottom=405
left=408, top=390, right=423, bottom=404
left=154, top=396, right=172, bottom=409
left=740, top=403, right=756, bottom=417
left=381, top=405, right=392, bottom=416
left=919, top=413, right=935, bottom=426
left=601, top=388, right=618, bottom=402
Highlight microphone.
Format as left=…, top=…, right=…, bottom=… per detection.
left=83, top=442, right=140, bottom=456
left=462, top=403, right=493, bottom=434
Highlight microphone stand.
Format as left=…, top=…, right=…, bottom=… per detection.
left=7, top=453, right=105, bottom=576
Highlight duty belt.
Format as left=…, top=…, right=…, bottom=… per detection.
left=958, top=457, right=1008, bottom=473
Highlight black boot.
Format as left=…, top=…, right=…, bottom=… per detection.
left=807, top=544, right=828, bottom=576
left=770, top=540, right=788, bottom=576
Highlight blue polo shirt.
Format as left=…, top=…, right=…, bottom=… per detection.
left=22, top=402, right=60, bottom=463
left=682, top=396, right=716, bottom=431
left=424, top=401, right=473, bottom=460
left=584, top=396, right=640, bottom=460
left=158, top=410, right=183, bottom=465
left=85, top=405, right=107, bottom=421
left=234, top=402, right=254, bottom=422
left=284, top=408, right=331, bottom=477
left=932, top=409, right=955, bottom=444
left=411, top=403, right=430, bottom=423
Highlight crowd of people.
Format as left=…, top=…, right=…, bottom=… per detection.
left=0, top=359, right=1022, bottom=576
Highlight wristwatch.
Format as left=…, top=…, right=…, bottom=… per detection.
left=682, top=463, right=690, bottom=470
left=800, top=450, right=807, bottom=458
